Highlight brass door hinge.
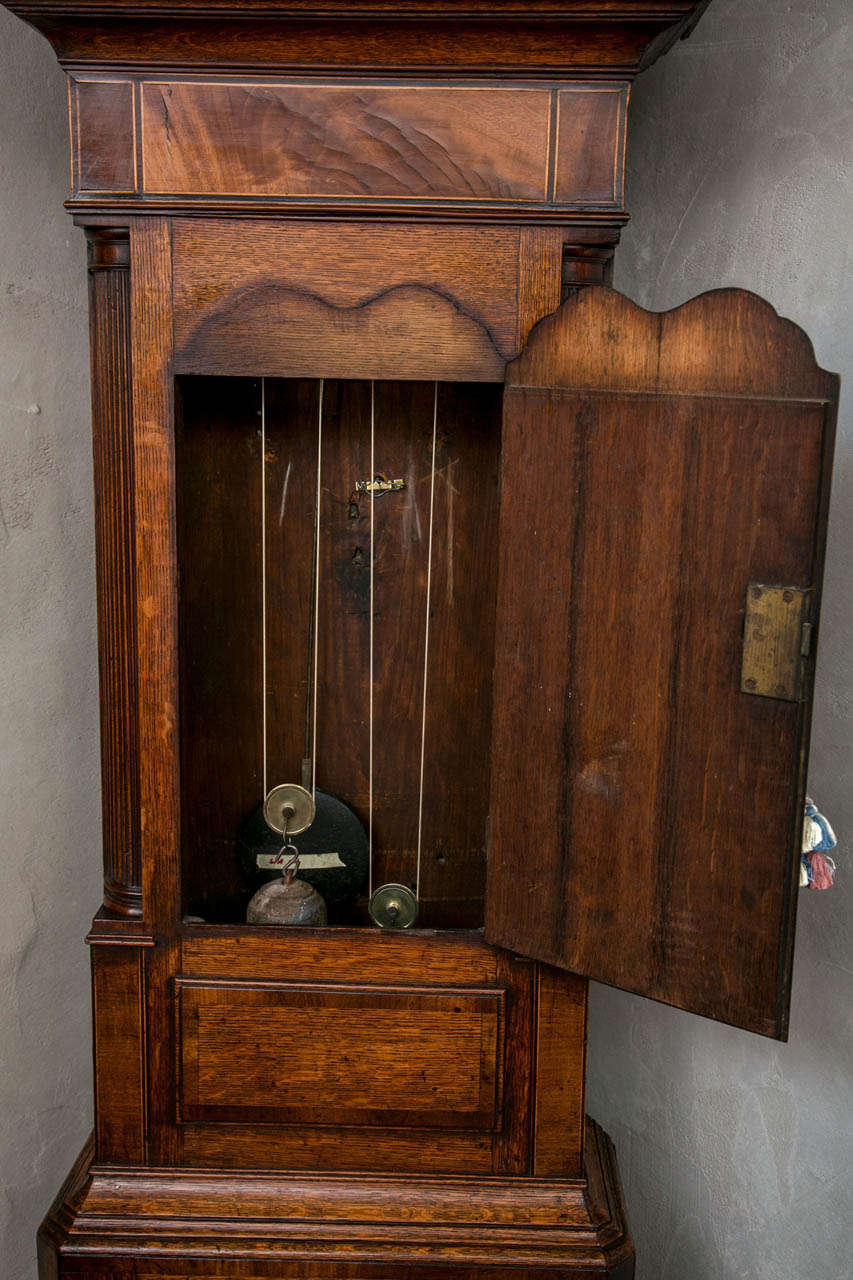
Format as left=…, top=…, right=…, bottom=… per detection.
left=741, top=583, right=812, bottom=702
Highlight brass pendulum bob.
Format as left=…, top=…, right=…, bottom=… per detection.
left=246, top=854, right=328, bottom=926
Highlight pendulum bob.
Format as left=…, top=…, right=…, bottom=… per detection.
left=246, top=867, right=328, bottom=926
left=238, top=788, right=369, bottom=921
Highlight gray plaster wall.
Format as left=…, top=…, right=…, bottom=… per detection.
left=0, top=9, right=101, bottom=1280
left=0, top=2, right=849, bottom=1279
left=589, top=2, right=853, bottom=1278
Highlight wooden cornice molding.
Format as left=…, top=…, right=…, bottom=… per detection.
left=5, top=1, right=711, bottom=74
left=5, top=2, right=704, bottom=15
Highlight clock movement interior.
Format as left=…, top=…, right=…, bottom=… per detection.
left=176, top=375, right=503, bottom=930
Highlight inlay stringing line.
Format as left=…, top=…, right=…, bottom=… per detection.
left=415, top=383, right=439, bottom=900
left=311, top=379, right=324, bottom=801
left=368, top=380, right=376, bottom=897
left=260, top=377, right=268, bottom=798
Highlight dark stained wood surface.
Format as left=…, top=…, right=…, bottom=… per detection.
left=415, top=382, right=503, bottom=925
left=175, top=377, right=264, bottom=921
left=177, top=377, right=501, bottom=926
left=261, top=377, right=322, bottom=796
left=487, top=287, right=838, bottom=1038
left=350, top=380, right=437, bottom=895
left=11, top=1, right=705, bottom=90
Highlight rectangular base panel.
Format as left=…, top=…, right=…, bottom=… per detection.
left=38, top=1119, right=634, bottom=1280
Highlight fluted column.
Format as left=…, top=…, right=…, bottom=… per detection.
left=87, top=228, right=142, bottom=917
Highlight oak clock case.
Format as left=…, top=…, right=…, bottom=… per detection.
left=1, top=3, right=838, bottom=1279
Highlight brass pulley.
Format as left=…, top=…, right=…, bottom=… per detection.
left=369, top=883, right=419, bottom=930
left=247, top=784, right=327, bottom=926
left=263, top=783, right=316, bottom=836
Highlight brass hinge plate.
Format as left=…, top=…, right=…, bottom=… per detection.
left=741, top=583, right=812, bottom=702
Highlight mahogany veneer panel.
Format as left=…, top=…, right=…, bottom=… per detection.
left=141, top=81, right=552, bottom=201
left=487, top=287, right=838, bottom=1039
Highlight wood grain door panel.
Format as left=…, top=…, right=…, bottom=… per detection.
left=487, top=286, right=838, bottom=1039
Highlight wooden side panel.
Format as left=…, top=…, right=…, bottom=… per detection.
left=416, top=382, right=503, bottom=925
left=92, top=947, right=146, bottom=1163
left=175, top=378, right=264, bottom=921
left=487, top=288, right=838, bottom=1038
left=129, top=218, right=182, bottom=1166
left=533, top=967, right=587, bottom=1177
left=130, top=216, right=179, bottom=935
left=177, top=980, right=504, bottom=1130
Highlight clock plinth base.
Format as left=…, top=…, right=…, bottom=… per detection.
left=38, top=1119, right=634, bottom=1279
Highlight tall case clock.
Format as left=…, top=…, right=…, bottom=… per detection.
left=1, top=3, right=838, bottom=1278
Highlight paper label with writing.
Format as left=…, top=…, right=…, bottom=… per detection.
left=256, top=850, right=346, bottom=871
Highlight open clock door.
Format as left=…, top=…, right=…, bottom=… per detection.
left=485, top=287, right=837, bottom=1038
